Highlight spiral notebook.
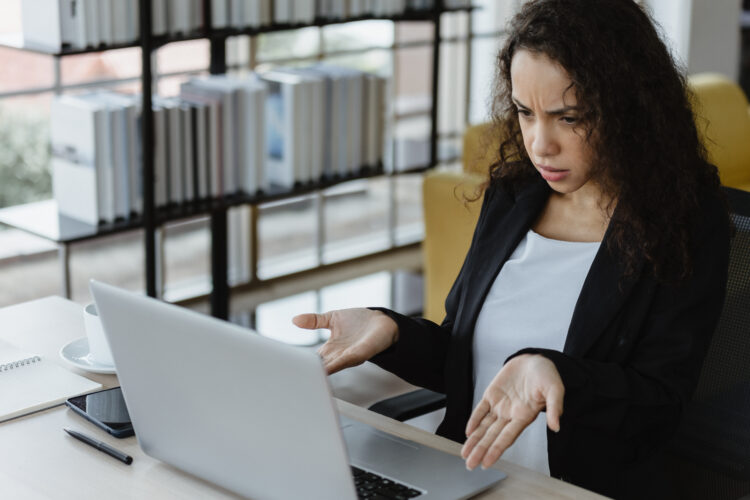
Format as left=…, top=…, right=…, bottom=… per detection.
left=0, top=340, right=101, bottom=423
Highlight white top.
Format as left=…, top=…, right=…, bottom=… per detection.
left=472, top=229, right=600, bottom=475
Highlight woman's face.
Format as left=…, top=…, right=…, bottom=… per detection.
left=510, top=49, right=598, bottom=196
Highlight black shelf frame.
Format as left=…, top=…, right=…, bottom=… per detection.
left=0, top=162, right=437, bottom=244
left=140, top=0, right=157, bottom=299
left=0, top=0, right=471, bottom=319
left=0, top=6, right=475, bottom=57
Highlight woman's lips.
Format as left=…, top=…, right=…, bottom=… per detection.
left=538, top=165, right=569, bottom=182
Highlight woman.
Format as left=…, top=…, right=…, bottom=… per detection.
left=294, top=0, right=730, bottom=498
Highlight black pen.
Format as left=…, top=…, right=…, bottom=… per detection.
left=64, top=428, right=133, bottom=465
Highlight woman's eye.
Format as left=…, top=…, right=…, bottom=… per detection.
left=516, top=108, right=531, bottom=117
left=561, top=116, right=578, bottom=124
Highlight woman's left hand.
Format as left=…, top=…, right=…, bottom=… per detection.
left=461, top=354, right=565, bottom=470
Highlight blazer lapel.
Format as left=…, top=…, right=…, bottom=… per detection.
left=452, top=177, right=645, bottom=361
left=453, top=180, right=550, bottom=335
left=564, top=219, right=645, bottom=357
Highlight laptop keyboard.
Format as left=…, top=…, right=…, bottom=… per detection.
left=352, top=466, right=423, bottom=499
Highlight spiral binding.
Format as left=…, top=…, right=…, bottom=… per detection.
left=0, top=356, right=42, bottom=372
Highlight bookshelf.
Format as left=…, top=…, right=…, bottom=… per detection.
left=0, top=1, right=474, bottom=320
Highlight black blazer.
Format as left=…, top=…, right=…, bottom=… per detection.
left=371, top=177, right=730, bottom=499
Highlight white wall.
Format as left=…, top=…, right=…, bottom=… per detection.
left=687, top=0, right=741, bottom=80
left=645, top=0, right=741, bottom=80
left=644, top=0, right=693, bottom=69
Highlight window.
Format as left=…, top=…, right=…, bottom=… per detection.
left=0, top=3, right=523, bottom=308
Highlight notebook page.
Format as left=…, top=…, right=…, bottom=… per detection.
left=0, top=340, right=101, bottom=423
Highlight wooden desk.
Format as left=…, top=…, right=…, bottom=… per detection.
left=0, top=297, right=606, bottom=499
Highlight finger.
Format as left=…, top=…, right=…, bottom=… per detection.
left=465, top=399, right=491, bottom=437
left=316, top=341, right=334, bottom=359
left=544, top=384, right=564, bottom=432
left=292, top=312, right=331, bottom=330
left=461, top=411, right=496, bottom=460
left=480, top=418, right=528, bottom=469
left=465, top=417, right=508, bottom=470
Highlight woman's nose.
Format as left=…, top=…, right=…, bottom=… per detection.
left=531, top=124, right=560, bottom=159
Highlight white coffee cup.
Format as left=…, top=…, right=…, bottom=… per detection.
left=83, top=303, right=115, bottom=367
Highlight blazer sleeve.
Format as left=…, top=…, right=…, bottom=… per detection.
left=368, top=184, right=499, bottom=394
left=509, top=198, right=731, bottom=451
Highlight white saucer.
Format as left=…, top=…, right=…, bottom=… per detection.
left=59, top=337, right=116, bottom=375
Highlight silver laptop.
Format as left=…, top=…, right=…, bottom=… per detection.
left=90, top=280, right=506, bottom=500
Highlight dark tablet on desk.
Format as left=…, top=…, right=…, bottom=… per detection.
left=66, top=387, right=134, bottom=438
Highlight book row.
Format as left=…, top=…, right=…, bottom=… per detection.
left=211, top=0, right=471, bottom=27
left=22, top=0, right=205, bottom=51
left=51, top=67, right=387, bottom=226
left=21, top=0, right=471, bottom=52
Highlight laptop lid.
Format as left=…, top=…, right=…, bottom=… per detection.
left=92, top=281, right=506, bottom=499
left=91, top=280, right=357, bottom=500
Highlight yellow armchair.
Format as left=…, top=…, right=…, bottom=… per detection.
left=462, top=122, right=499, bottom=176
left=422, top=171, right=484, bottom=322
left=688, top=73, right=750, bottom=192
left=421, top=122, right=501, bottom=322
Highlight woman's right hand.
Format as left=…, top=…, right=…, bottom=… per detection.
left=292, top=308, right=399, bottom=374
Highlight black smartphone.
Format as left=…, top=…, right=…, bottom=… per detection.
left=66, top=387, right=134, bottom=438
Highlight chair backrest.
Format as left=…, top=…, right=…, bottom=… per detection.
left=462, top=122, right=500, bottom=176
left=421, top=121, right=498, bottom=323
left=689, top=73, right=750, bottom=192
left=665, top=186, right=750, bottom=500
left=422, top=171, right=484, bottom=322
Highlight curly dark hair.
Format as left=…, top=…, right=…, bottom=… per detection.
left=487, top=0, right=722, bottom=283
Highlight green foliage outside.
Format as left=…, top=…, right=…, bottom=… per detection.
left=0, top=106, right=51, bottom=209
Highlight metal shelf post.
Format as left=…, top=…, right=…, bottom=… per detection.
left=140, top=0, right=156, bottom=298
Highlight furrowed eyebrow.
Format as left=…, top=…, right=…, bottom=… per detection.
left=511, top=97, right=529, bottom=110
left=512, top=96, right=579, bottom=116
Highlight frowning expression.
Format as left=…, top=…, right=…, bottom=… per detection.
left=510, top=49, right=598, bottom=195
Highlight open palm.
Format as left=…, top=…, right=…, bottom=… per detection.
left=461, top=354, right=564, bottom=470
left=292, top=308, right=398, bottom=374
